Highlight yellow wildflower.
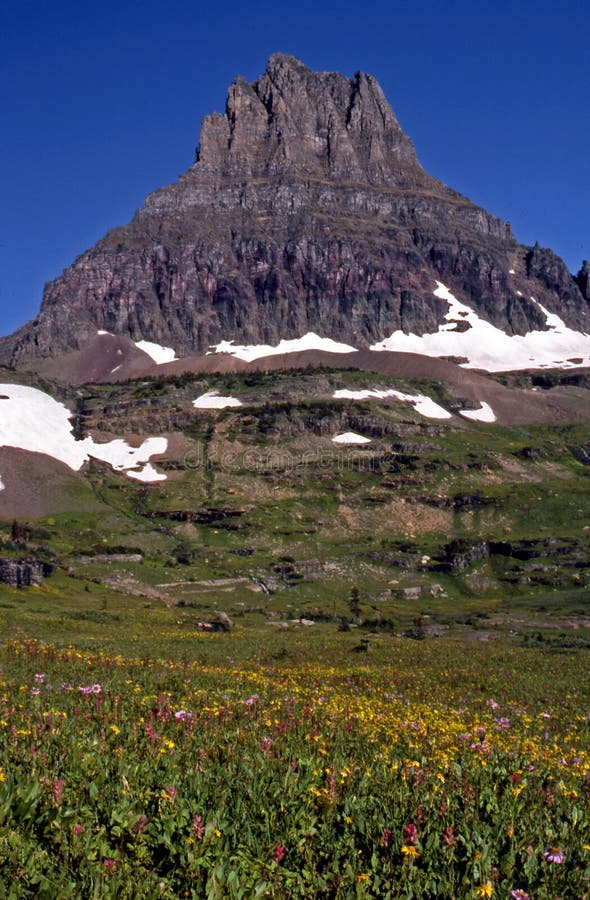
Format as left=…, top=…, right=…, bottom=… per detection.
left=477, top=882, right=493, bottom=898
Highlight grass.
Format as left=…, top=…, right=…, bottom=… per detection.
left=1, top=361, right=590, bottom=895
left=1, top=619, right=590, bottom=897
left=3, top=369, right=588, bottom=638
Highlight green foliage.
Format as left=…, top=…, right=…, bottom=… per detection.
left=0, top=637, right=590, bottom=896
left=1, top=367, right=590, bottom=893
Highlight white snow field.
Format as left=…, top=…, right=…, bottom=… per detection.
left=97, top=332, right=178, bottom=365
left=333, top=388, right=452, bottom=420
left=208, top=332, right=356, bottom=362
left=134, top=340, right=178, bottom=364
left=0, top=475, right=4, bottom=492
left=371, top=282, right=590, bottom=371
left=102, top=285, right=590, bottom=373
left=0, top=384, right=167, bottom=482
left=459, top=402, right=497, bottom=423
left=332, top=432, right=372, bottom=444
left=193, top=391, right=243, bottom=409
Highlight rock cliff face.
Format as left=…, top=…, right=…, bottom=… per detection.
left=1, top=53, right=588, bottom=366
left=0, top=557, right=54, bottom=588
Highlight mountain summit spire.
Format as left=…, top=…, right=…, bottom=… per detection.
left=196, top=53, right=419, bottom=182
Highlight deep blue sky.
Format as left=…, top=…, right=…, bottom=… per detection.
left=1, top=0, right=588, bottom=337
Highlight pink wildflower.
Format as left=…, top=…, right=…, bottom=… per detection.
left=72, top=823, right=84, bottom=836
left=382, top=828, right=394, bottom=849
left=273, top=844, right=286, bottom=863
left=443, top=826, right=456, bottom=847
left=78, top=683, right=102, bottom=695
left=509, top=891, right=531, bottom=900
left=103, top=859, right=116, bottom=872
left=192, top=814, right=205, bottom=839
left=51, top=779, right=64, bottom=805
left=544, top=846, right=565, bottom=864
left=132, top=815, right=149, bottom=834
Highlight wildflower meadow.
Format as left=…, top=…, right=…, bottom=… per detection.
left=1, top=633, right=589, bottom=898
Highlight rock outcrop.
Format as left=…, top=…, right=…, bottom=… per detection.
left=0, top=557, right=54, bottom=588
left=1, top=53, right=588, bottom=367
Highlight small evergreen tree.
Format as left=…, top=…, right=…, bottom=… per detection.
left=349, top=585, right=361, bottom=620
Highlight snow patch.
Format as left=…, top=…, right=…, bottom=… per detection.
left=332, top=432, right=372, bottom=445
left=208, top=332, right=357, bottom=362
left=333, top=388, right=452, bottom=420
left=135, top=340, right=178, bottom=365
left=126, top=463, right=167, bottom=483
left=0, top=384, right=167, bottom=482
left=193, top=391, right=243, bottom=409
left=0, top=474, right=4, bottom=492
left=370, top=282, right=590, bottom=372
left=459, top=402, right=496, bottom=423
left=97, top=330, right=113, bottom=336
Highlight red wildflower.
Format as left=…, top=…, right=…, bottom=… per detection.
left=192, top=814, right=205, bottom=840
left=51, top=779, right=64, bottom=805
left=443, top=826, right=456, bottom=847
left=132, top=815, right=149, bottom=834
left=403, top=823, right=418, bottom=845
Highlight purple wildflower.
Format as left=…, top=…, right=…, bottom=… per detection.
left=544, top=846, right=565, bottom=864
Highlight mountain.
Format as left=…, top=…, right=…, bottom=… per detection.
left=1, top=52, right=589, bottom=371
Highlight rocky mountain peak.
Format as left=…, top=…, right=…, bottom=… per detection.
left=576, top=260, right=590, bottom=301
left=1, top=55, right=588, bottom=371
left=197, top=53, right=419, bottom=182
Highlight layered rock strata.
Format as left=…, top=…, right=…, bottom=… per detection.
left=2, top=53, right=588, bottom=366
